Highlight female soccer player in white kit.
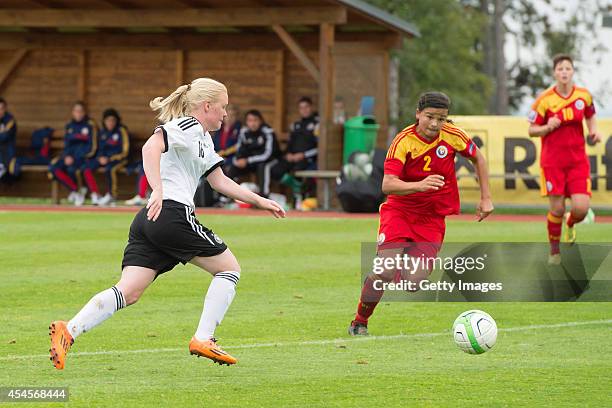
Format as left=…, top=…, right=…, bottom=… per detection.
left=49, top=78, right=285, bottom=369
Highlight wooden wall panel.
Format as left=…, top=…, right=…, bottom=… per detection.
left=335, top=52, right=388, bottom=149
left=284, top=49, right=319, bottom=136
left=87, top=50, right=177, bottom=140
left=1, top=50, right=80, bottom=140
left=185, top=50, right=279, bottom=133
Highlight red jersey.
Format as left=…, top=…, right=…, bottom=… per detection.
left=383, top=123, right=477, bottom=217
left=528, top=85, right=595, bottom=167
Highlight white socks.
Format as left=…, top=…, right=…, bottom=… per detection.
left=194, top=271, right=240, bottom=341
left=67, top=286, right=126, bottom=339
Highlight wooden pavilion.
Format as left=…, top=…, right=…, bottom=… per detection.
left=0, top=0, right=418, bottom=201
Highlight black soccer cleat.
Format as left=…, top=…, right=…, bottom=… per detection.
left=348, top=320, right=368, bottom=336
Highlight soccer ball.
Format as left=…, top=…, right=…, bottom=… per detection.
left=452, top=310, right=497, bottom=354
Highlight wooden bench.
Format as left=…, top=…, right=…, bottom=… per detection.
left=294, top=170, right=340, bottom=210
left=18, top=164, right=133, bottom=204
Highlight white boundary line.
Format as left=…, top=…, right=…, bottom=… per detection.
left=2, top=319, right=612, bottom=362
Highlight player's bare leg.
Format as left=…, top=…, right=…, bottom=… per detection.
left=547, top=195, right=565, bottom=265
left=188, top=249, right=240, bottom=365
left=49, top=266, right=156, bottom=370
left=565, top=194, right=589, bottom=244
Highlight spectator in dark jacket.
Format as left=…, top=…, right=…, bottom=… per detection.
left=226, top=109, right=280, bottom=198
left=0, top=97, right=17, bottom=182
left=270, top=97, right=319, bottom=200
left=82, top=108, right=130, bottom=206
left=48, top=101, right=97, bottom=206
left=212, top=103, right=241, bottom=171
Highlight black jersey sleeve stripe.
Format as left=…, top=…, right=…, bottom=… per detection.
left=155, top=126, right=169, bottom=153
left=178, top=117, right=196, bottom=127
left=178, top=118, right=198, bottom=129
left=180, top=121, right=199, bottom=132
left=203, top=159, right=224, bottom=177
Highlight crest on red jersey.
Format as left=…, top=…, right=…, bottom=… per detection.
left=575, top=99, right=585, bottom=110
left=436, top=145, right=448, bottom=159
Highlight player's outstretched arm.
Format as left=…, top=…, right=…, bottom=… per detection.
left=206, top=167, right=286, bottom=218
left=142, top=129, right=165, bottom=221
left=468, top=148, right=493, bottom=222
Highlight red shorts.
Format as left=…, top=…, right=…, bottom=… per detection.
left=377, top=204, right=446, bottom=258
left=540, top=160, right=591, bottom=197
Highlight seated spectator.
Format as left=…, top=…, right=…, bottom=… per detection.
left=124, top=161, right=148, bottom=206
left=48, top=101, right=97, bottom=206
left=0, top=97, right=17, bottom=182
left=82, top=108, right=129, bottom=206
left=270, top=96, right=319, bottom=201
left=226, top=110, right=280, bottom=198
left=212, top=103, right=241, bottom=172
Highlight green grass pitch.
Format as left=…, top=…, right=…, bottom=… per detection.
left=1, top=211, right=611, bottom=407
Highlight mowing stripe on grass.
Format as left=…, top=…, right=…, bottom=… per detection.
left=2, top=319, right=612, bottom=362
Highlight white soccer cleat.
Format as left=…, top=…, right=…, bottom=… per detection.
left=67, top=191, right=77, bottom=203
left=91, top=192, right=100, bottom=205
left=125, top=195, right=146, bottom=206
left=97, top=193, right=113, bottom=206
left=74, top=192, right=85, bottom=207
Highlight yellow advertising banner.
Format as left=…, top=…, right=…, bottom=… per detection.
left=450, top=116, right=612, bottom=207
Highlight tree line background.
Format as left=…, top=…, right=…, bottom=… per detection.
left=366, top=0, right=610, bottom=118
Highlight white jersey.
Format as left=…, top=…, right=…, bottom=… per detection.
left=156, top=116, right=223, bottom=208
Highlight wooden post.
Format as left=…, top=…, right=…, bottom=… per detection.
left=317, top=23, right=335, bottom=208
left=273, top=50, right=285, bottom=136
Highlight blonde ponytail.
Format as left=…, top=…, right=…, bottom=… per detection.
left=149, top=78, right=227, bottom=124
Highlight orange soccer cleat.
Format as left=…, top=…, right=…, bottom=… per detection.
left=189, top=337, right=237, bottom=366
left=49, top=321, right=74, bottom=370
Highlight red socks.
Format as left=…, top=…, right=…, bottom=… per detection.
left=354, top=276, right=384, bottom=324
left=547, top=212, right=562, bottom=255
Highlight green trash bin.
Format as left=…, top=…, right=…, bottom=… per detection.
left=343, top=115, right=380, bottom=164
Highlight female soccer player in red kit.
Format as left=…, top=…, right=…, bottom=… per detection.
left=527, top=54, right=602, bottom=265
left=349, top=92, right=494, bottom=336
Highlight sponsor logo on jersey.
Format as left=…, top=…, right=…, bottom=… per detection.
left=527, top=110, right=537, bottom=123
left=112, top=133, right=119, bottom=141
left=82, top=127, right=89, bottom=135
left=377, top=233, right=385, bottom=245
left=436, top=145, right=448, bottom=159
left=575, top=99, right=585, bottom=110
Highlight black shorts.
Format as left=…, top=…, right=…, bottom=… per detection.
left=122, top=200, right=228, bottom=275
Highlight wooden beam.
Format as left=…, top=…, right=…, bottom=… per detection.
left=175, top=49, right=184, bottom=86
left=273, top=50, right=285, bottom=134
left=272, top=24, right=319, bottom=83
left=0, top=49, right=28, bottom=92
left=0, top=32, right=398, bottom=51
left=0, top=7, right=347, bottom=28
